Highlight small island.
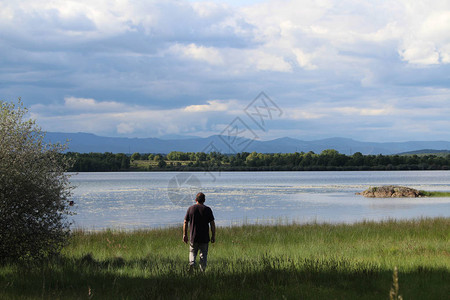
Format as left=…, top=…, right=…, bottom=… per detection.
left=357, top=185, right=450, bottom=198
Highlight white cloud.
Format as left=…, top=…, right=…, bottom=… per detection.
left=168, top=43, right=293, bottom=72
left=399, top=40, right=440, bottom=65
left=441, top=44, right=450, bottom=63
left=191, top=2, right=229, bottom=18
left=396, top=1, right=450, bottom=65
left=334, top=106, right=394, bottom=116
left=238, top=0, right=450, bottom=68
left=169, top=43, right=224, bottom=65
left=419, top=11, right=450, bottom=41
left=64, top=97, right=128, bottom=112
left=365, top=22, right=403, bottom=43
left=284, top=109, right=325, bottom=120
left=184, top=99, right=239, bottom=112
left=292, top=48, right=317, bottom=70
left=117, top=122, right=135, bottom=134
left=247, top=49, right=292, bottom=72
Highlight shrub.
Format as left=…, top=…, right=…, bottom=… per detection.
left=0, top=100, right=73, bottom=261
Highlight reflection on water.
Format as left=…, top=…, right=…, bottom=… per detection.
left=69, top=171, right=450, bottom=229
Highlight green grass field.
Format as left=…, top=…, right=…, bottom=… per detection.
left=1, top=218, right=449, bottom=299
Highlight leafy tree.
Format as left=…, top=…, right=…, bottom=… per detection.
left=196, top=152, right=207, bottom=161
left=350, top=152, right=364, bottom=166
left=0, top=100, right=73, bottom=261
left=158, top=159, right=167, bottom=168
left=245, top=151, right=258, bottom=166
left=131, top=152, right=141, bottom=161
left=167, top=151, right=189, bottom=161
left=116, top=153, right=130, bottom=169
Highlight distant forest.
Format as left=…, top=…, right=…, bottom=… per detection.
left=66, top=150, right=450, bottom=172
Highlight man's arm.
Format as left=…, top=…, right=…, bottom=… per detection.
left=183, top=220, right=189, bottom=243
left=210, top=220, right=216, bottom=243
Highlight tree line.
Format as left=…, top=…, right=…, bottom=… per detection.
left=66, top=149, right=450, bottom=172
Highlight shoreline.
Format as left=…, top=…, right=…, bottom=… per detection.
left=69, top=216, right=450, bottom=233
left=72, top=168, right=450, bottom=172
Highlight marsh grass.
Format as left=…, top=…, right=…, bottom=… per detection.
left=0, top=218, right=449, bottom=299
left=419, top=190, right=450, bottom=197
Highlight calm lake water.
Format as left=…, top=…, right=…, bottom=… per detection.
left=69, top=171, right=450, bottom=229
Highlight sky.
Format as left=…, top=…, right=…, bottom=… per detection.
left=1, top=0, right=450, bottom=142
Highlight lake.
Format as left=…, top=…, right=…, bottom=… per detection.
left=69, top=171, right=450, bottom=229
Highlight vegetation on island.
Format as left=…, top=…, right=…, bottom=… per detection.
left=418, top=191, right=450, bottom=197
left=1, top=218, right=449, bottom=299
left=66, top=149, right=450, bottom=172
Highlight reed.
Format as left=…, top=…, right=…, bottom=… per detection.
left=389, top=267, right=403, bottom=300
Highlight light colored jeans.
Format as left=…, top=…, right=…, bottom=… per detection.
left=189, top=242, right=209, bottom=271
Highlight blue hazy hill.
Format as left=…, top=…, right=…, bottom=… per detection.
left=45, top=132, right=450, bottom=155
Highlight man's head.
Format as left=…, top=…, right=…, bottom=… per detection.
left=196, top=192, right=205, bottom=204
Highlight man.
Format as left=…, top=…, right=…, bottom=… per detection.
left=183, top=192, right=215, bottom=272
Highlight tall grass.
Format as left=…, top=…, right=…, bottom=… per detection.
left=0, top=218, right=449, bottom=299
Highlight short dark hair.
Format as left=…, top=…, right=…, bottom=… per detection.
left=196, top=192, right=205, bottom=204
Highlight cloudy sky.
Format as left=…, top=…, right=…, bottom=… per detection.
left=1, top=0, right=449, bottom=142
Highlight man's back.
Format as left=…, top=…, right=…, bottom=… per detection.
left=183, top=192, right=215, bottom=272
left=185, top=203, right=214, bottom=243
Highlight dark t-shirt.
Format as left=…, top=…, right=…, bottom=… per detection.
left=184, top=204, right=215, bottom=243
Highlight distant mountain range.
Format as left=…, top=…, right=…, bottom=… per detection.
left=397, top=149, right=450, bottom=155
left=44, top=132, right=450, bottom=155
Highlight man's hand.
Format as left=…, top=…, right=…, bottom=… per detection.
left=183, top=220, right=188, bottom=243
left=210, top=220, right=216, bottom=244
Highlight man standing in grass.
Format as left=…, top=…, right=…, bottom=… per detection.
left=183, top=192, right=215, bottom=272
